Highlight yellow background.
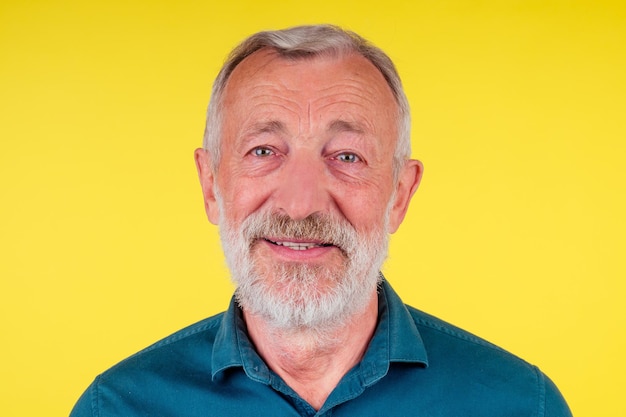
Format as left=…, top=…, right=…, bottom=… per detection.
left=1, top=1, right=624, bottom=415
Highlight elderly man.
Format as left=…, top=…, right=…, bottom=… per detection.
left=71, top=25, right=571, bottom=416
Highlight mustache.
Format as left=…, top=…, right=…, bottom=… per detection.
left=240, top=212, right=358, bottom=253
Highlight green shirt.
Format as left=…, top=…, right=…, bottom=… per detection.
left=71, top=280, right=571, bottom=416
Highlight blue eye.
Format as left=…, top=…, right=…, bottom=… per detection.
left=337, top=153, right=360, bottom=163
left=251, top=147, right=274, bottom=157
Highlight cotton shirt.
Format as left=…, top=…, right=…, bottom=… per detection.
left=70, top=280, right=571, bottom=416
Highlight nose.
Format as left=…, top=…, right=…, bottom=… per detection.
left=272, top=153, right=330, bottom=220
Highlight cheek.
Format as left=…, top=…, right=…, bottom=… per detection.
left=219, top=176, right=274, bottom=223
left=333, top=187, right=393, bottom=233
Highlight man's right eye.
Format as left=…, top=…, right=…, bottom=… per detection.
left=251, top=147, right=274, bottom=157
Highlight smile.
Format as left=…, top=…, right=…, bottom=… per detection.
left=264, top=238, right=333, bottom=251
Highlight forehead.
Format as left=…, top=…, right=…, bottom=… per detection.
left=221, top=49, right=398, bottom=128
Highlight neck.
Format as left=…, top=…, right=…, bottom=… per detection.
left=243, top=292, right=379, bottom=411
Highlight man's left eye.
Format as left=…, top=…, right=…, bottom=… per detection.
left=336, top=153, right=360, bottom=163
left=251, top=147, right=274, bottom=157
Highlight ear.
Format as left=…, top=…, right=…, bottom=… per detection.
left=388, top=159, right=423, bottom=233
left=194, top=148, right=220, bottom=225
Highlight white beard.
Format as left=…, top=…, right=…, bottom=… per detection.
left=218, top=204, right=390, bottom=335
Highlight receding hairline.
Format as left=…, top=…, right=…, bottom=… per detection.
left=214, top=26, right=382, bottom=91
left=223, top=46, right=398, bottom=102
left=218, top=45, right=395, bottom=101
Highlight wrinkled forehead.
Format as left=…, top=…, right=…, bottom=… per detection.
left=223, top=50, right=397, bottom=147
left=221, top=48, right=399, bottom=129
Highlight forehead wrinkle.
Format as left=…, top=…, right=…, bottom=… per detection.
left=306, top=100, right=312, bottom=136
left=315, top=78, right=386, bottom=103
left=245, top=83, right=302, bottom=109
left=312, top=97, right=379, bottom=136
left=237, top=84, right=304, bottom=130
left=309, top=83, right=385, bottom=121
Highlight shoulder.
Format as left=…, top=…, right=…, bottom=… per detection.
left=407, top=304, right=536, bottom=377
left=70, top=313, right=226, bottom=417
left=112, top=312, right=224, bottom=368
left=407, top=305, right=513, bottom=355
left=134, top=312, right=225, bottom=355
left=399, top=305, right=571, bottom=416
left=105, top=312, right=225, bottom=381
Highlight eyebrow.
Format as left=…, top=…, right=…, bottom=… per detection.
left=243, top=120, right=287, bottom=137
left=327, top=119, right=365, bottom=135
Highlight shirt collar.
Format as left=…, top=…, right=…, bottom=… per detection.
left=211, top=296, right=271, bottom=382
left=211, top=278, right=428, bottom=382
left=355, top=278, right=428, bottom=388
left=381, top=278, right=429, bottom=365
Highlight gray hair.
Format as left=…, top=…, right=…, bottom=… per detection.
left=203, top=24, right=411, bottom=179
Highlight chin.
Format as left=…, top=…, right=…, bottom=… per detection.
left=235, top=261, right=380, bottom=332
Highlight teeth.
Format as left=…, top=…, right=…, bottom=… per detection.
left=274, top=241, right=321, bottom=250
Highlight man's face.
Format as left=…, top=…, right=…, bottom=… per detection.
left=196, top=49, right=421, bottom=331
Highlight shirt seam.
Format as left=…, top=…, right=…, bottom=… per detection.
left=91, top=374, right=100, bottom=417
left=411, top=312, right=507, bottom=353
left=131, top=316, right=222, bottom=358
left=535, top=365, right=546, bottom=417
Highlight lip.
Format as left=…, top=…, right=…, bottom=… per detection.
left=265, top=236, right=330, bottom=247
left=259, top=237, right=338, bottom=261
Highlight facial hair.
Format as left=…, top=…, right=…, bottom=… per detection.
left=218, top=207, right=390, bottom=334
